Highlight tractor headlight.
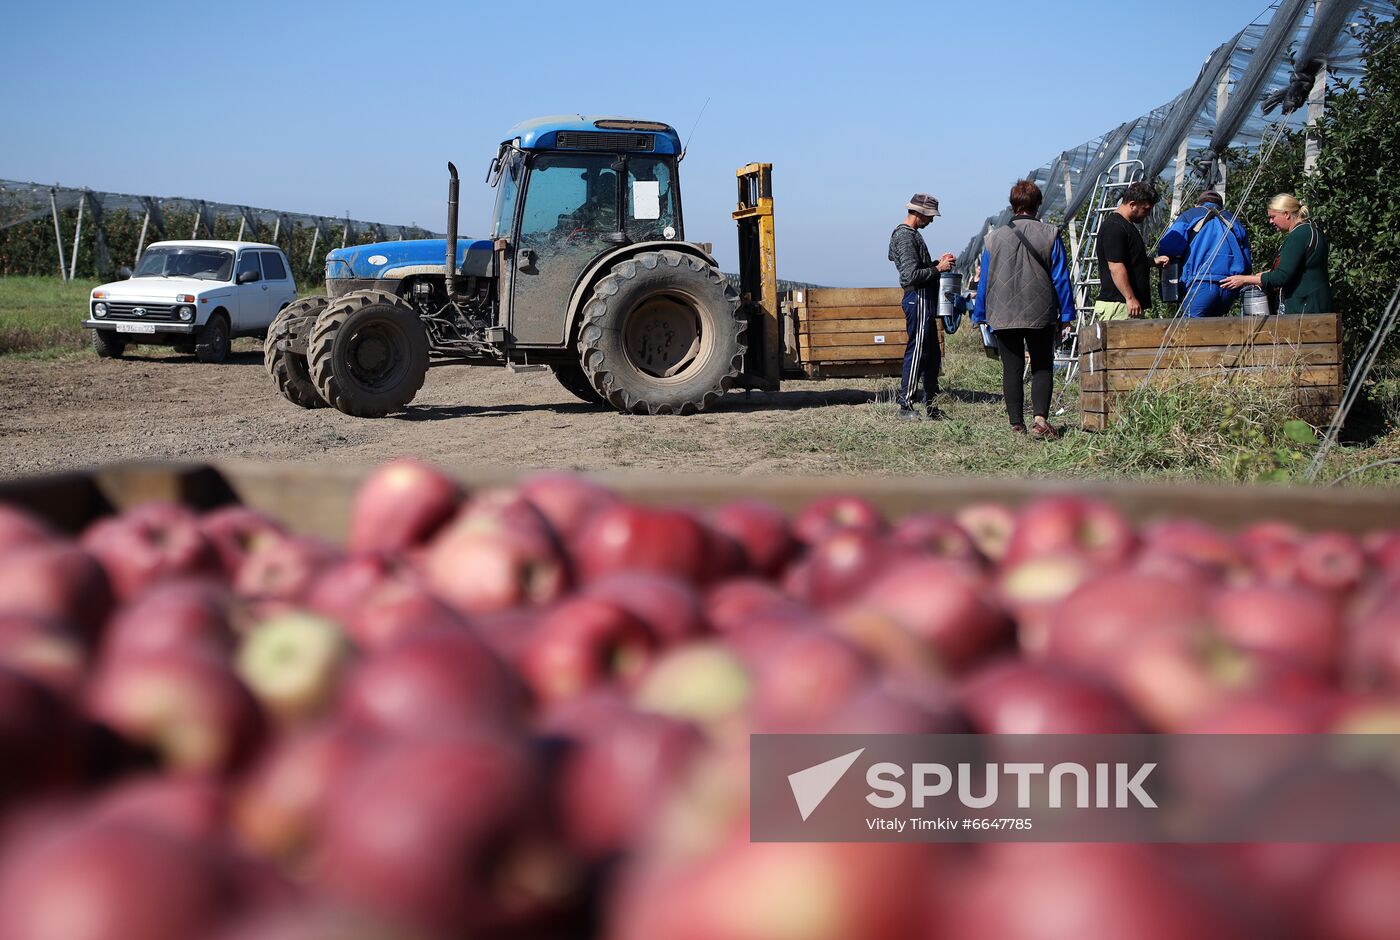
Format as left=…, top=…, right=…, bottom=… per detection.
left=178, top=306, right=194, bottom=321
left=93, top=302, right=107, bottom=317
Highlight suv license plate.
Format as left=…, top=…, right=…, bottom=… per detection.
left=115, top=323, right=157, bottom=334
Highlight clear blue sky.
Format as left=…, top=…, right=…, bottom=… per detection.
left=3, top=0, right=1275, bottom=285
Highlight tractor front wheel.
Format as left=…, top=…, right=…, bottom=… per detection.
left=308, top=289, right=429, bottom=418
left=577, top=250, right=745, bottom=415
left=265, top=297, right=328, bottom=409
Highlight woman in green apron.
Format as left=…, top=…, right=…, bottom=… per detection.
left=1222, top=194, right=1332, bottom=313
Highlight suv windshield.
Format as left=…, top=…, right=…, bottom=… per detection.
left=133, top=247, right=235, bottom=281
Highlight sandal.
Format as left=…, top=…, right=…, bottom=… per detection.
left=1030, top=420, right=1060, bottom=440
left=1010, top=424, right=1027, bottom=435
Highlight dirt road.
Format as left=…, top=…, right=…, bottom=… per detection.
left=0, top=342, right=895, bottom=480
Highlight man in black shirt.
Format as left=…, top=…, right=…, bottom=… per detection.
left=1095, top=181, right=1168, bottom=319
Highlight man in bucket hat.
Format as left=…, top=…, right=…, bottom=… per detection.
left=888, top=193, right=955, bottom=420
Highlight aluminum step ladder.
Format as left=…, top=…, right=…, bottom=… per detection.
left=1059, top=159, right=1145, bottom=383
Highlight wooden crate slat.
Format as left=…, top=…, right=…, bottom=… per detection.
left=800, top=344, right=914, bottom=362
left=803, top=361, right=903, bottom=379
left=1096, top=314, right=1338, bottom=349
left=798, top=305, right=906, bottom=322
left=801, top=332, right=907, bottom=348
left=1081, top=412, right=1109, bottom=432
left=802, top=287, right=905, bottom=308
left=1095, top=364, right=1342, bottom=392
left=1101, top=343, right=1339, bottom=370
left=800, top=317, right=908, bottom=333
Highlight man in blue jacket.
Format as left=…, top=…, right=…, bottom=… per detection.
left=1156, top=191, right=1252, bottom=317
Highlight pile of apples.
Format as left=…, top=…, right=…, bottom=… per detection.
left=2, top=458, right=1400, bottom=940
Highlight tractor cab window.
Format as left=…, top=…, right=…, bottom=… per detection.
left=518, top=153, right=619, bottom=245
left=626, top=157, right=679, bottom=241
left=491, top=149, right=524, bottom=240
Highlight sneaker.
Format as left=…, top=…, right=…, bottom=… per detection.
left=924, top=406, right=946, bottom=420
left=896, top=407, right=921, bottom=421
left=1030, top=420, right=1061, bottom=440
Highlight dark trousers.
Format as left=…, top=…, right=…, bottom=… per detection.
left=995, top=324, right=1056, bottom=426
left=899, top=288, right=940, bottom=408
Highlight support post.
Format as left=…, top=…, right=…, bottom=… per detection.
left=1215, top=68, right=1231, bottom=199
left=1304, top=59, right=1328, bottom=175
left=50, top=187, right=67, bottom=282
left=1170, top=134, right=1191, bottom=215
left=69, top=191, right=85, bottom=281
left=1117, top=139, right=1132, bottom=182
left=135, top=209, right=151, bottom=264
left=272, top=215, right=282, bottom=244
left=1062, top=164, right=1081, bottom=271
left=236, top=216, right=245, bottom=241
left=341, top=215, right=350, bottom=248
left=307, top=221, right=321, bottom=269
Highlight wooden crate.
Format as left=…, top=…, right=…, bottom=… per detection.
left=3, top=460, right=1400, bottom=538
left=1078, top=314, right=1342, bottom=431
left=790, top=287, right=944, bottom=379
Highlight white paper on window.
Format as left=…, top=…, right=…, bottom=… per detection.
left=633, top=181, right=661, bottom=220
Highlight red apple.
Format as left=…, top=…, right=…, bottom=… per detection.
left=581, top=571, right=705, bottom=644
left=81, top=502, right=220, bottom=601
left=0, top=612, right=86, bottom=695
left=959, top=658, right=1145, bottom=733
left=344, top=578, right=468, bottom=652
left=1343, top=595, right=1400, bottom=691
left=570, top=503, right=710, bottom=584
left=1296, top=530, right=1368, bottom=592
left=788, top=530, right=895, bottom=608
left=890, top=511, right=985, bottom=565
left=86, top=774, right=228, bottom=843
left=1366, top=530, right=1400, bottom=576
left=633, top=642, right=753, bottom=736
left=998, top=553, right=1095, bottom=658
left=749, top=629, right=875, bottom=731
left=1308, top=843, right=1400, bottom=940
left=939, top=843, right=1259, bottom=940
left=102, top=578, right=233, bottom=662
left=707, top=499, right=797, bottom=578
left=519, top=597, right=656, bottom=703
left=197, top=505, right=286, bottom=579
left=0, top=503, right=58, bottom=555
left=1136, top=518, right=1245, bottom=582
left=313, top=730, right=543, bottom=936
left=348, top=458, right=463, bottom=555
left=234, top=534, right=343, bottom=603
left=1039, top=571, right=1209, bottom=675
left=954, top=502, right=1018, bottom=563
left=0, top=542, right=112, bottom=640
left=518, top=471, right=619, bottom=542
left=0, top=820, right=239, bottom=940
left=424, top=497, right=569, bottom=615
left=304, top=553, right=403, bottom=625
left=555, top=705, right=706, bottom=860
left=338, top=628, right=525, bottom=737
left=703, top=578, right=810, bottom=635
left=1211, top=583, right=1343, bottom=677
left=1002, top=496, right=1137, bottom=566
left=0, top=666, right=79, bottom=808
left=834, top=558, right=1009, bottom=676
left=791, top=494, right=887, bottom=545
left=85, top=649, right=266, bottom=774
left=232, top=720, right=372, bottom=864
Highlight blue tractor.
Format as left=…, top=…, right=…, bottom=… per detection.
left=264, top=116, right=746, bottom=417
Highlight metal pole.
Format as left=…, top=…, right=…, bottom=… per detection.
left=341, top=215, right=349, bottom=248
left=1304, top=59, right=1328, bottom=175
left=236, top=216, right=245, bottom=241
left=1170, top=135, right=1191, bottom=215
left=50, top=187, right=67, bottom=281
left=1117, top=140, right=1132, bottom=183
left=192, top=204, right=201, bottom=239
left=1062, top=163, right=1081, bottom=268
left=135, top=209, right=151, bottom=263
left=69, top=191, right=85, bottom=281
left=307, top=222, right=321, bottom=268
left=1216, top=68, right=1231, bottom=199
left=272, top=215, right=281, bottom=244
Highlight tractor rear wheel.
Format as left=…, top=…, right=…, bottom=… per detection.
left=551, top=361, right=607, bottom=407
left=265, top=297, right=328, bottom=409
left=576, top=250, right=745, bottom=415
left=308, top=289, right=429, bottom=418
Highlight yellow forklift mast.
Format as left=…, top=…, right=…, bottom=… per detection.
left=733, top=163, right=782, bottom=390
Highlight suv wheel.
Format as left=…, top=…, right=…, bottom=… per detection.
left=195, top=313, right=231, bottom=363
left=92, top=329, right=126, bottom=359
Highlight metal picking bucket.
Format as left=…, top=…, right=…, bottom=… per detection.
left=1241, top=285, right=1271, bottom=317
left=938, top=272, right=963, bottom=319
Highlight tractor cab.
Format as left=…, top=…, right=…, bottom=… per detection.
left=484, top=116, right=685, bottom=348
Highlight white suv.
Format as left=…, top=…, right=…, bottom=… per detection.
left=85, top=240, right=298, bottom=362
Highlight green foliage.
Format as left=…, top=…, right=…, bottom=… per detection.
left=1299, top=12, right=1400, bottom=364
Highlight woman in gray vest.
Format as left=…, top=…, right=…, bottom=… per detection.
left=972, top=180, right=1076, bottom=439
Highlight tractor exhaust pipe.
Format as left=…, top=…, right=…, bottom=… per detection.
left=445, top=161, right=459, bottom=300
